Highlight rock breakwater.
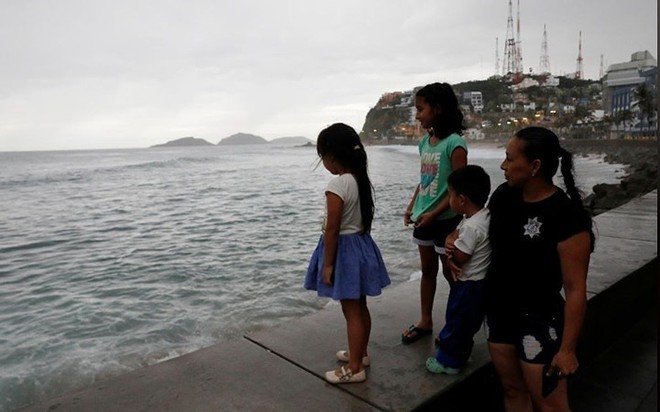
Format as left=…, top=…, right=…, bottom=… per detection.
left=562, top=139, right=657, bottom=215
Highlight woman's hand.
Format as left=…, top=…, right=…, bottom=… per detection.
left=322, top=266, right=334, bottom=286
left=548, top=349, right=579, bottom=378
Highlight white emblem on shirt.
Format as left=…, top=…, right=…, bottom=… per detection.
left=523, top=217, right=543, bottom=238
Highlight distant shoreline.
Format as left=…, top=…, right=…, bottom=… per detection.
left=560, top=139, right=657, bottom=215
left=374, top=137, right=657, bottom=216
left=475, top=137, right=657, bottom=216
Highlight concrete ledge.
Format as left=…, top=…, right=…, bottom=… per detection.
left=14, top=191, right=657, bottom=412
left=580, top=191, right=657, bottom=364
left=245, top=280, right=491, bottom=411
left=15, top=340, right=377, bottom=412
left=568, top=308, right=657, bottom=412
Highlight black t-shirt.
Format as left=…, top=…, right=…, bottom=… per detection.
left=485, top=183, right=592, bottom=317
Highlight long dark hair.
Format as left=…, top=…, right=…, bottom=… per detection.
left=416, top=82, right=466, bottom=139
left=316, top=123, right=375, bottom=232
left=514, top=126, right=595, bottom=250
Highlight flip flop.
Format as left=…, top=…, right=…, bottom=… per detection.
left=401, top=324, right=432, bottom=344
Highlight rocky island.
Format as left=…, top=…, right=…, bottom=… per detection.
left=217, top=133, right=268, bottom=145
left=151, top=137, right=214, bottom=147
left=152, top=133, right=315, bottom=147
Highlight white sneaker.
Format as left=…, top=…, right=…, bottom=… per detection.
left=335, top=350, right=370, bottom=366
left=325, top=366, right=366, bottom=384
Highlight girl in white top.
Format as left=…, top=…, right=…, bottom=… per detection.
left=304, top=123, right=390, bottom=384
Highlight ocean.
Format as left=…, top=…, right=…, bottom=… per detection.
left=0, top=143, right=626, bottom=411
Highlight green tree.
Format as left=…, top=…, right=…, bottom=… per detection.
left=573, top=105, right=593, bottom=124
left=633, top=83, right=656, bottom=131
left=613, top=110, right=634, bottom=133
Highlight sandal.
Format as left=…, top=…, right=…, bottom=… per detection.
left=425, top=357, right=460, bottom=375
left=325, top=366, right=366, bottom=384
left=401, top=324, right=432, bottom=344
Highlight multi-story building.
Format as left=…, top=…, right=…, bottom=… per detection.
left=461, top=91, right=484, bottom=113
left=602, top=50, right=657, bottom=117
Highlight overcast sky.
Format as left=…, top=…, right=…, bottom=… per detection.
left=1, top=0, right=656, bottom=151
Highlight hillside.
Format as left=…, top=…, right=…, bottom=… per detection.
left=151, top=137, right=214, bottom=147
left=360, top=75, right=601, bottom=140
left=217, top=133, right=268, bottom=145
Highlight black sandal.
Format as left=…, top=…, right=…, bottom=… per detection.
left=401, top=324, right=432, bottom=344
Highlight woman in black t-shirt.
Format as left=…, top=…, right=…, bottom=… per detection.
left=485, top=127, right=594, bottom=412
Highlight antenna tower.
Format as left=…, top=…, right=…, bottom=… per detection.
left=502, top=0, right=522, bottom=77
left=516, top=0, right=523, bottom=74
left=599, top=54, right=604, bottom=79
left=539, top=24, right=550, bottom=74
left=495, top=37, right=500, bottom=75
left=576, top=31, right=584, bottom=79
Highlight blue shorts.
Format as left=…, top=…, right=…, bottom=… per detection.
left=412, top=215, right=462, bottom=254
left=486, top=310, right=564, bottom=364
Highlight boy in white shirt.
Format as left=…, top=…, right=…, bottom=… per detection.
left=426, top=165, right=491, bottom=374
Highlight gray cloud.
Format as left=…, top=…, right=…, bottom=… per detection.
left=0, top=0, right=656, bottom=150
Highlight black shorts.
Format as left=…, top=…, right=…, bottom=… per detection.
left=412, top=215, right=462, bottom=254
left=486, top=310, right=564, bottom=364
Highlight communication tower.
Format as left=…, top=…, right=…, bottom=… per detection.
left=539, top=24, right=550, bottom=74
left=495, top=37, right=500, bottom=75
left=516, top=0, right=523, bottom=74
left=576, top=31, right=584, bottom=79
left=502, top=0, right=523, bottom=78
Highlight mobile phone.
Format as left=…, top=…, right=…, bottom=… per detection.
left=542, top=363, right=559, bottom=398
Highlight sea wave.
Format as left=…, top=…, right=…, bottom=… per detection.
left=0, top=145, right=626, bottom=411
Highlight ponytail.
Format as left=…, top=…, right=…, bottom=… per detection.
left=558, top=148, right=581, bottom=206
left=351, top=146, right=375, bottom=233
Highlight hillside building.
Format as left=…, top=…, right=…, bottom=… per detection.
left=602, top=50, right=657, bottom=116
left=461, top=91, right=484, bottom=113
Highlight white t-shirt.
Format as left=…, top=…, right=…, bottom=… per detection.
left=325, top=173, right=363, bottom=234
left=453, top=207, right=491, bottom=281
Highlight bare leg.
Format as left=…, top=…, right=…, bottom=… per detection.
left=439, top=253, right=454, bottom=285
left=489, top=342, right=533, bottom=412
left=519, top=361, right=570, bottom=412
left=341, top=299, right=367, bottom=374
left=417, top=244, right=439, bottom=331
left=360, top=296, right=371, bottom=357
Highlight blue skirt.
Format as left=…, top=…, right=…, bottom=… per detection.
left=304, top=233, right=390, bottom=300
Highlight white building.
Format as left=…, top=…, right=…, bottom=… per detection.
left=542, top=76, right=560, bottom=87
left=462, top=91, right=484, bottom=113
left=602, top=50, right=657, bottom=116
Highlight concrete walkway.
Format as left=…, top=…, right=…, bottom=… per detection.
left=14, top=191, right=657, bottom=412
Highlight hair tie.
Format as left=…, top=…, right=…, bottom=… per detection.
left=353, top=145, right=361, bottom=150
